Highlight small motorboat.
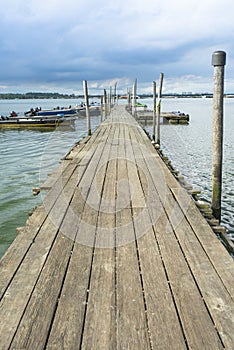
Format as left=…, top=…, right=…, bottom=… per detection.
left=0, top=114, right=75, bottom=129
left=25, top=106, right=80, bottom=117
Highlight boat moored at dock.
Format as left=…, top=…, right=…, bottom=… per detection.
left=136, top=109, right=190, bottom=124
left=25, top=106, right=81, bottom=117
left=0, top=114, right=75, bottom=128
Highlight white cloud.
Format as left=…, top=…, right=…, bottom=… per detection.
left=1, top=0, right=87, bottom=23
left=0, top=0, right=234, bottom=93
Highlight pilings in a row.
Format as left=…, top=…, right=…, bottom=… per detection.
left=131, top=74, right=164, bottom=145
left=136, top=51, right=227, bottom=248
left=85, top=54, right=226, bottom=231
left=83, top=80, right=91, bottom=136
left=82, top=80, right=118, bottom=136
left=142, top=127, right=234, bottom=255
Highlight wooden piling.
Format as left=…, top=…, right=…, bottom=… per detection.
left=104, top=89, right=107, bottom=119
left=152, top=81, right=156, bottom=142
left=114, top=82, right=117, bottom=104
left=133, top=79, right=137, bottom=118
left=100, top=96, right=103, bottom=123
left=156, top=73, right=164, bottom=145
left=109, top=86, right=112, bottom=113
left=211, top=51, right=226, bottom=222
left=127, top=88, right=131, bottom=111
left=83, top=80, right=91, bottom=136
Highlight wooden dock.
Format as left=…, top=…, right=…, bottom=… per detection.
left=0, top=105, right=233, bottom=349
left=136, top=110, right=190, bottom=124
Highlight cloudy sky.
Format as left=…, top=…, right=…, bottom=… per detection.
left=0, top=0, right=233, bottom=94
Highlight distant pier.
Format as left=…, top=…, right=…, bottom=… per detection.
left=136, top=109, right=190, bottom=125
left=0, top=105, right=233, bottom=349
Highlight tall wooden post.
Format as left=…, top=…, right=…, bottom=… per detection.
left=133, top=79, right=137, bottom=118
left=83, top=80, right=91, bottom=136
left=131, top=83, right=134, bottom=116
left=104, top=89, right=107, bottom=119
left=109, top=86, right=112, bottom=112
left=156, top=73, right=164, bottom=145
left=114, top=82, right=117, bottom=104
left=127, top=88, right=131, bottom=111
left=211, top=50, right=226, bottom=222
left=100, top=96, right=103, bottom=123
left=152, top=81, right=157, bottom=142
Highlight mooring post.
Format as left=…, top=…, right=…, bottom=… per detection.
left=109, top=86, right=112, bottom=113
left=133, top=79, right=137, bottom=118
left=211, top=51, right=226, bottom=222
left=104, top=89, right=107, bottom=119
left=114, top=82, right=117, bottom=104
left=100, top=96, right=103, bottom=123
left=83, top=80, right=91, bottom=136
left=156, top=73, right=164, bottom=145
left=152, top=81, right=157, bottom=142
left=127, top=88, right=131, bottom=111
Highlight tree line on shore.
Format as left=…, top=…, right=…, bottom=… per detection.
left=0, top=92, right=80, bottom=100
left=1, top=92, right=234, bottom=100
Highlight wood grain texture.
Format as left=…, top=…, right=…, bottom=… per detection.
left=0, top=105, right=233, bottom=350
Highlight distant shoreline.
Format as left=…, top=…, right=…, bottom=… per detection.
left=1, top=92, right=234, bottom=100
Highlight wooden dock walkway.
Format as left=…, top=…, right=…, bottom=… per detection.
left=136, top=110, right=190, bottom=125
left=0, top=105, right=233, bottom=349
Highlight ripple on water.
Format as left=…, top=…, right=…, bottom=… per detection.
left=144, top=97, right=234, bottom=245
left=0, top=107, right=101, bottom=258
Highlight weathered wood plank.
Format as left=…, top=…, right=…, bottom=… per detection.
left=128, top=130, right=187, bottom=349
left=45, top=198, right=100, bottom=349
left=8, top=128, right=109, bottom=349
left=133, top=138, right=225, bottom=349
left=116, top=209, right=151, bottom=350
left=115, top=121, right=151, bottom=349
left=40, top=163, right=66, bottom=191
left=80, top=229, right=116, bottom=349
left=171, top=187, right=234, bottom=297
left=168, top=188, right=234, bottom=348
left=9, top=232, right=74, bottom=349
left=0, top=205, right=46, bottom=298
left=0, top=126, right=107, bottom=302
left=80, top=124, right=117, bottom=348
left=0, top=125, right=112, bottom=348
left=116, top=124, right=131, bottom=213
left=124, top=126, right=146, bottom=208
left=133, top=210, right=187, bottom=349
left=0, top=218, right=61, bottom=349
left=0, top=105, right=233, bottom=350
left=0, top=163, right=83, bottom=349
left=153, top=212, right=224, bottom=348
left=46, top=122, right=116, bottom=349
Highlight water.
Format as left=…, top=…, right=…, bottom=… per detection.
left=0, top=97, right=233, bottom=259
left=142, top=97, right=234, bottom=243
left=0, top=99, right=100, bottom=258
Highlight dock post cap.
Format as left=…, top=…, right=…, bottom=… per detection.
left=212, top=51, right=226, bottom=66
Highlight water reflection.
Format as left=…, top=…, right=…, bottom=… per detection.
left=142, top=97, right=234, bottom=242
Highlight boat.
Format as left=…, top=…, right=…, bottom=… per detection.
left=25, top=106, right=80, bottom=117
left=26, top=102, right=101, bottom=117
left=0, top=114, right=75, bottom=129
left=135, top=102, right=147, bottom=107
left=0, top=101, right=101, bottom=129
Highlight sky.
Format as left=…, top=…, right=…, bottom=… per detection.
left=0, top=0, right=234, bottom=95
